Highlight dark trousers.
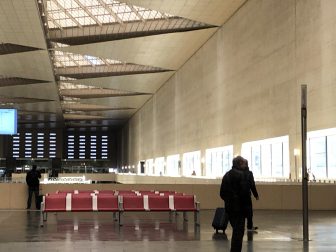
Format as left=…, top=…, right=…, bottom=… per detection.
left=27, top=187, right=40, bottom=209
left=228, top=213, right=245, bottom=252
left=246, top=205, right=253, bottom=229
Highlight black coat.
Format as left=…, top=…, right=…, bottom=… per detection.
left=247, top=170, right=259, bottom=199
left=26, top=170, right=41, bottom=188
left=220, top=167, right=250, bottom=216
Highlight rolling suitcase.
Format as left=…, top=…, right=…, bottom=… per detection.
left=212, top=207, right=228, bottom=233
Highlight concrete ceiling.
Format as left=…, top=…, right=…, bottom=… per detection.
left=123, top=0, right=246, bottom=26
left=58, top=28, right=218, bottom=70
left=0, top=0, right=246, bottom=130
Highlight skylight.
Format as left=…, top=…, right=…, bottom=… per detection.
left=45, top=0, right=172, bottom=29
left=59, top=82, right=98, bottom=90
left=52, top=50, right=122, bottom=67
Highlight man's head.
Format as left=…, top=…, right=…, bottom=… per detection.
left=32, top=165, right=37, bottom=171
left=242, top=159, right=249, bottom=170
left=232, top=156, right=247, bottom=170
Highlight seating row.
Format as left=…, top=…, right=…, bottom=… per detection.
left=40, top=193, right=200, bottom=227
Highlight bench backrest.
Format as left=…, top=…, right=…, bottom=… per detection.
left=147, top=195, right=171, bottom=211
left=173, top=195, right=196, bottom=211
left=121, top=195, right=145, bottom=211
left=71, top=194, right=93, bottom=211
left=96, top=194, right=118, bottom=211
left=44, top=194, right=67, bottom=212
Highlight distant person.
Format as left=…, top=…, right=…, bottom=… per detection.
left=191, top=170, right=196, bottom=176
left=244, top=160, right=259, bottom=231
left=26, top=165, right=41, bottom=210
left=220, top=156, right=250, bottom=252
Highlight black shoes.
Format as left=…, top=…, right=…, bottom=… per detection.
left=247, top=226, right=258, bottom=231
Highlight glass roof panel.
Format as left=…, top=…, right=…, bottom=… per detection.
left=62, top=96, right=81, bottom=102
left=60, top=0, right=80, bottom=9
left=76, top=17, right=97, bottom=25
left=133, top=6, right=145, bottom=11
left=48, top=22, right=56, bottom=29
left=53, top=42, right=69, bottom=48
left=85, top=55, right=105, bottom=65
left=55, top=62, right=63, bottom=67
left=119, top=12, right=140, bottom=22
left=77, top=0, right=100, bottom=7
left=46, top=0, right=174, bottom=29
left=60, top=76, right=77, bottom=81
left=57, top=18, right=77, bottom=27
left=96, top=15, right=115, bottom=23
left=140, top=10, right=160, bottom=19
left=47, top=1, right=60, bottom=11
left=68, top=9, right=87, bottom=18
left=50, top=11, right=68, bottom=20
left=105, top=58, right=122, bottom=64
left=56, top=56, right=69, bottom=62
left=53, top=51, right=122, bottom=67
left=88, top=6, right=107, bottom=15
left=111, top=4, right=127, bottom=14
left=62, top=61, right=77, bottom=67
left=77, top=60, right=91, bottom=65
left=103, top=0, right=116, bottom=4
left=59, top=82, right=97, bottom=90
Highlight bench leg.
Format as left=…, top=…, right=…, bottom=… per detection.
left=93, top=213, right=99, bottom=230
left=119, top=212, right=123, bottom=226
left=194, top=201, right=200, bottom=226
left=113, top=212, right=118, bottom=222
left=74, top=217, right=79, bottom=231
left=183, top=212, right=188, bottom=222
left=40, top=211, right=44, bottom=227
left=169, top=211, right=173, bottom=223
left=194, top=211, right=200, bottom=226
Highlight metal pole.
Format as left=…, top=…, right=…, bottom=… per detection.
left=301, top=84, right=309, bottom=242
left=295, top=155, right=297, bottom=180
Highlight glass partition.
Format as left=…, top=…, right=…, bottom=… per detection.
left=145, top=159, right=154, bottom=175
left=154, top=157, right=165, bottom=175
left=308, top=128, right=336, bottom=179
left=205, top=146, right=233, bottom=177
left=242, top=136, right=289, bottom=178
left=166, top=154, right=180, bottom=176
left=182, top=151, right=200, bottom=176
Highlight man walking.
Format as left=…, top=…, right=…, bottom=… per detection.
left=220, top=156, right=250, bottom=252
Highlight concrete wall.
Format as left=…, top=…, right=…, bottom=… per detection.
left=121, top=0, right=336, bottom=179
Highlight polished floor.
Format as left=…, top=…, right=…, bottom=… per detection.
left=0, top=209, right=335, bottom=251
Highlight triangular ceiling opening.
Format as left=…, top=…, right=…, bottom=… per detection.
left=43, top=0, right=216, bottom=45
